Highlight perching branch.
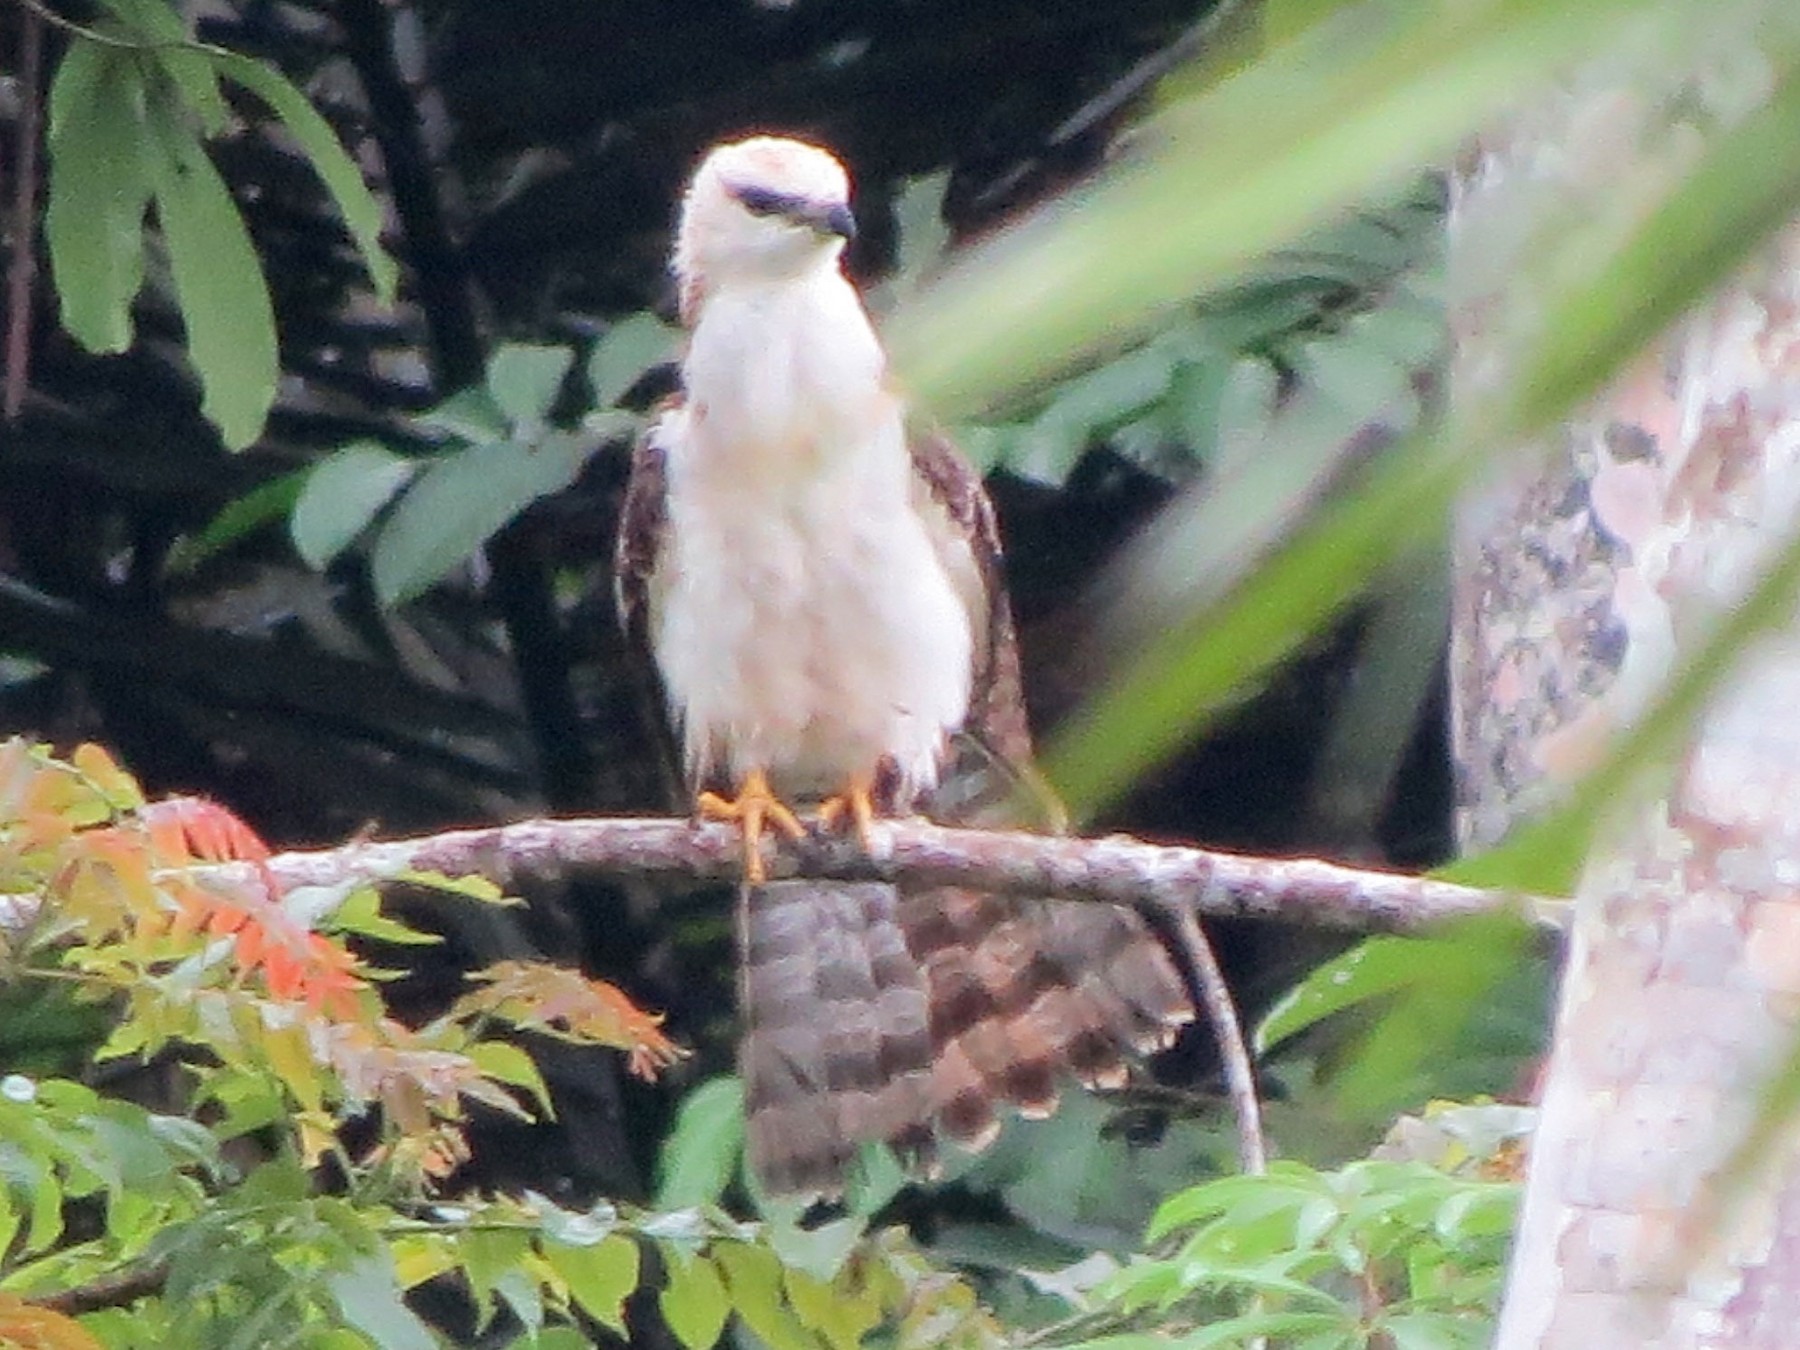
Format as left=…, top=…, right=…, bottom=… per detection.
left=261, top=814, right=1561, bottom=934
left=260, top=813, right=1550, bottom=1188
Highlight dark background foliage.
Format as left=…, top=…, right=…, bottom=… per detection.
left=0, top=0, right=1451, bottom=1225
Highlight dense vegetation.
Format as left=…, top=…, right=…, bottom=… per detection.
left=5, top=0, right=1800, bottom=1344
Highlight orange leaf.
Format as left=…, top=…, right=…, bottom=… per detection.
left=72, top=742, right=143, bottom=810
left=457, top=961, right=688, bottom=1081
left=139, top=797, right=279, bottom=904
left=0, top=1293, right=107, bottom=1349
left=261, top=945, right=305, bottom=1001
left=205, top=903, right=248, bottom=937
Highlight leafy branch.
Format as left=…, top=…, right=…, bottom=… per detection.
left=38, top=0, right=396, bottom=448
left=0, top=738, right=1016, bottom=1348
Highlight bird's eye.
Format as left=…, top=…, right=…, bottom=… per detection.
left=735, top=185, right=795, bottom=218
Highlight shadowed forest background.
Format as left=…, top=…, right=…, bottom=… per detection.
left=3, top=0, right=1459, bottom=1208
left=6, top=0, right=1800, bottom=1345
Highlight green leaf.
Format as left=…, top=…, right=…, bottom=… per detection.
left=24, top=1153, right=63, bottom=1253
left=948, top=421, right=1019, bottom=473
left=1175, top=1310, right=1355, bottom=1348
left=546, top=1232, right=640, bottom=1333
left=1009, top=412, right=1090, bottom=486
left=326, top=1250, right=437, bottom=1350
left=95, top=0, right=187, bottom=45
left=173, top=469, right=310, bottom=572
left=1148, top=1166, right=1330, bottom=1243
left=1377, top=1309, right=1491, bottom=1350
left=1181, top=1265, right=1346, bottom=1311
left=1349, top=294, right=1446, bottom=368
left=415, top=386, right=511, bottom=442
left=290, top=441, right=416, bottom=569
left=1256, top=939, right=1435, bottom=1056
left=1178, top=1193, right=1333, bottom=1269
left=460, top=1227, right=534, bottom=1329
left=1290, top=336, right=1415, bottom=427
left=1045, top=342, right=1180, bottom=437
left=370, top=431, right=595, bottom=607
left=588, top=313, right=677, bottom=408
left=467, top=1041, right=552, bottom=1117
left=509, top=1330, right=593, bottom=1350
left=659, top=1251, right=730, bottom=1350
left=713, top=1241, right=820, bottom=1350
left=327, top=886, right=442, bottom=946
left=495, top=1264, right=546, bottom=1337
left=785, top=1265, right=882, bottom=1350
left=155, top=47, right=228, bottom=137
left=654, top=1077, right=744, bottom=1210
left=843, top=1141, right=906, bottom=1220
left=210, top=51, right=399, bottom=302
left=1433, top=1184, right=1518, bottom=1243
left=145, top=1113, right=224, bottom=1179
left=1214, top=356, right=1279, bottom=460
left=0, top=1173, right=20, bottom=1262
left=875, top=171, right=951, bottom=302
left=393, top=869, right=515, bottom=904
left=487, top=345, right=575, bottom=427
left=0, top=1140, right=52, bottom=1253
left=766, top=1213, right=863, bottom=1285
left=46, top=44, right=151, bottom=353
left=142, top=97, right=277, bottom=449
left=1258, top=914, right=1533, bottom=1117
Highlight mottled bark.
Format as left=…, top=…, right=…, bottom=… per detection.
left=1452, top=42, right=1800, bottom=1349
left=225, top=815, right=1529, bottom=932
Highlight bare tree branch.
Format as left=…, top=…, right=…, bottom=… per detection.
left=28, top=1258, right=168, bottom=1315
left=1147, top=893, right=1266, bottom=1173
left=261, top=815, right=1560, bottom=933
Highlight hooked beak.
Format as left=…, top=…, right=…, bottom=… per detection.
left=804, top=202, right=857, bottom=242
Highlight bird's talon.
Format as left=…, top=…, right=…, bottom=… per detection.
left=699, top=770, right=804, bottom=882
left=818, top=782, right=878, bottom=852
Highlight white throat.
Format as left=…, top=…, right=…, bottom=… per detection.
left=680, top=262, right=893, bottom=479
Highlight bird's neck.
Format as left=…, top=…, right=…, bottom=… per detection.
left=681, top=265, right=898, bottom=478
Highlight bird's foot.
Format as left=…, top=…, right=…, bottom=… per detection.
left=817, top=778, right=878, bottom=853
left=698, top=770, right=805, bottom=883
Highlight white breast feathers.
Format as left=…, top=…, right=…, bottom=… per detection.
left=652, top=266, right=975, bottom=803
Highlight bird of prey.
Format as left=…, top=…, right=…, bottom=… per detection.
left=616, top=135, right=1192, bottom=1196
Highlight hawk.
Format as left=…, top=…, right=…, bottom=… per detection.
left=616, top=136, right=1192, bottom=1195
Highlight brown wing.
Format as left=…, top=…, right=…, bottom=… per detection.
left=901, top=427, right=1194, bottom=1152
left=907, top=428, right=1035, bottom=820
left=613, top=408, right=672, bottom=656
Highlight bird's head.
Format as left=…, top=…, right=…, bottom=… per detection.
left=673, top=136, right=858, bottom=319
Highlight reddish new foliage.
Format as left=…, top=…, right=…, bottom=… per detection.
left=456, top=959, right=688, bottom=1081
left=135, top=795, right=366, bottom=1019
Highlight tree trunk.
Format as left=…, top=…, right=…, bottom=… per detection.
left=1452, top=54, right=1800, bottom=1349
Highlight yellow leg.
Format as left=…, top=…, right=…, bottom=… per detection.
left=698, top=769, right=804, bottom=883
left=817, top=776, right=878, bottom=852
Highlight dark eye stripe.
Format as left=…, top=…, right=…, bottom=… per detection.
left=733, top=185, right=803, bottom=218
